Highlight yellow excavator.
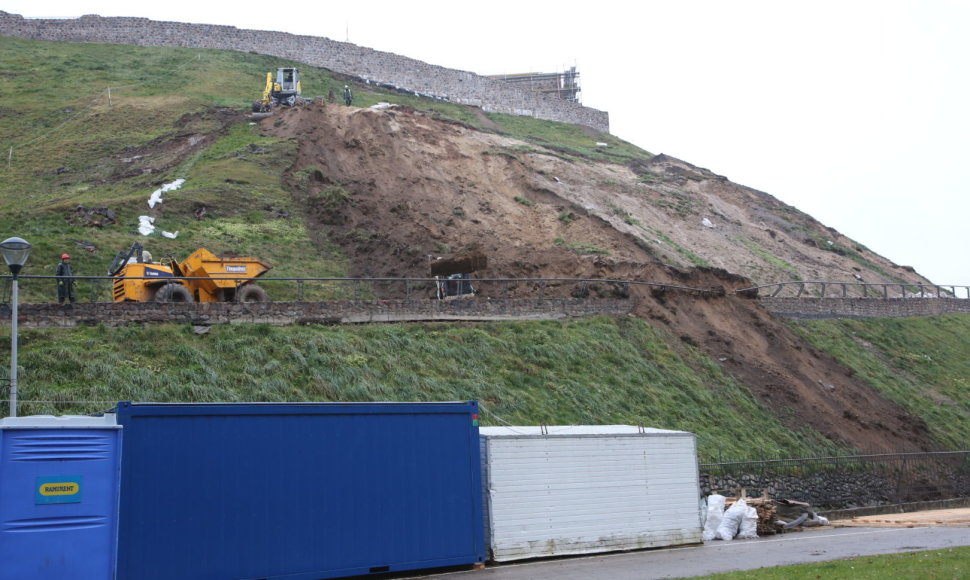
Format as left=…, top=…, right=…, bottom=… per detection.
left=253, top=67, right=304, bottom=112
left=108, top=243, right=272, bottom=303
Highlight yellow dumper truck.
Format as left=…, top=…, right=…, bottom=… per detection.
left=108, top=243, right=272, bottom=303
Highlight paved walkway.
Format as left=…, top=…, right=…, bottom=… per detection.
left=406, top=526, right=970, bottom=580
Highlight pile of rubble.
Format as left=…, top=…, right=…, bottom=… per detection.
left=703, top=490, right=830, bottom=541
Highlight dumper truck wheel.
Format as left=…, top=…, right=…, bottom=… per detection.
left=237, top=284, right=269, bottom=303
left=155, top=283, right=194, bottom=303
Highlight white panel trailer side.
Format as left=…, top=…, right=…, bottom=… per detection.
left=480, top=426, right=703, bottom=562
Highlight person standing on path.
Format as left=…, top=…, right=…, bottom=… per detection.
left=343, top=85, right=353, bottom=106
left=56, top=253, right=76, bottom=305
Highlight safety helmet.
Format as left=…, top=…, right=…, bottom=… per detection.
left=61, top=253, right=70, bottom=259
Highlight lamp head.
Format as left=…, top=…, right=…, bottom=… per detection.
left=0, top=237, right=31, bottom=277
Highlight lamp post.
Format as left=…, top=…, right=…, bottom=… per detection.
left=1, top=237, right=31, bottom=418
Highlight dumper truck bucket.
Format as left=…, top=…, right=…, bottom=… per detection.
left=177, top=248, right=272, bottom=301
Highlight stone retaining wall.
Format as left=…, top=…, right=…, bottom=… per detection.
left=701, top=453, right=970, bottom=510
left=759, top=297, right=970, bottom=319
left=700, top=472, right=897, bottom=510
left=2, top=297, right=632, bottom=328
left=0, top=12, right=610, bottom=132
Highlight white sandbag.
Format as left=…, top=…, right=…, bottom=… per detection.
left=702, top=494, right=725, bottom=541
left=737, top=505, right=759, bottom=539
left=715, top=498, right=747, bottom=541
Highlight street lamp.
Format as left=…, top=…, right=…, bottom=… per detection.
left=1, top=237, right=31, bottom=418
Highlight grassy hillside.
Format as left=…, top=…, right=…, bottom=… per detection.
left=0, top=36, right=643, bottom=301
left=0, top=38, right=324, bottom=293
left=2, top=317, right=840, bottom=462
left=1, top=37, right=967, bottom=459
left=789, top=315, right=970, bottom=450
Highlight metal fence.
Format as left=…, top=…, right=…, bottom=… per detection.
left=0, top=275, right=718, bottom=305
left=740, top=281, right=970, bottom=300
left=700, top=451, right=970, bottom=508
left=6, top=275, right=966, bottom=304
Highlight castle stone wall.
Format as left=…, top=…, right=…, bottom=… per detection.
left=0, top=12, right=610, bottom=132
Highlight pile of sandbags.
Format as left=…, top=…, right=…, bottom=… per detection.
left=703, top=494, right=759, bottom=541
left=702, top=494, right=725, bottom=541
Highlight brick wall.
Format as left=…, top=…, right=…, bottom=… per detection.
left=759, top=297, right=970, bottom=319
left=0, top=12, right=610, bottom=132
left=5, top=298, right=633, bottom=328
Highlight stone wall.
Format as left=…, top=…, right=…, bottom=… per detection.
left=759, top=297, right=970, bottom=319
left=700, top=453, right=970, bottom=510
left=0, top=12, right=610, bottom=132
left=701, top=468, right=970, bottom=510
left=6, top=295, right=968, bottom=327
left=3, top=297, right=633, bottom=329
left=700, top=471, right=897, bottom=510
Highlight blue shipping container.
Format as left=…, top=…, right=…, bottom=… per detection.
left=114, top=401, right=484, bottom=580
left=0, top=415, right=122, bottom=580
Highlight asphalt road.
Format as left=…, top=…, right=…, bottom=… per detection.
left=411, top=526, right=970, bottom=580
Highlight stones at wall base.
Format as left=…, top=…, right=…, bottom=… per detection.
left=5, top=298, right=633, bottom=328
left=700, top=470, right=970, bottom=510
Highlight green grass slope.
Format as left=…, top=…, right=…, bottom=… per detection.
left=789, top=315, right=970, bottom=450
left=2, top=317, right=838, bottom=462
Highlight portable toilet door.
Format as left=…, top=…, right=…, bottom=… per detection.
left=0, top=415, right=122, bottom=580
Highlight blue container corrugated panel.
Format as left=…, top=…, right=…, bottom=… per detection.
left=114, top=401, right=484, bottom=580
left=0, top=416, right=122, bottom=580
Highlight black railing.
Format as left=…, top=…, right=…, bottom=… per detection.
left=739, top=281, right=970, bottom=300
left=4, top=275, right=968, bottom=304
left=0, top=275, right=717, bottom=304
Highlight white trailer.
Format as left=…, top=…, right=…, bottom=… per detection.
left=480, top=425, right=703, bottom=562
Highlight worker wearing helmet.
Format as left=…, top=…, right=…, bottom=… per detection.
left=343, top=85, right=353, bottom=106
left=55, top=253, right=76, bottom=305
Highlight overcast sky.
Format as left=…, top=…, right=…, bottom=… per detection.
left=7, top=1, right=969, bottom=286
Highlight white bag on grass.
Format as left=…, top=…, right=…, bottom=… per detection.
left=702, top=494, right=725, bottom=541
left=715, top=498, right=748, bottom=541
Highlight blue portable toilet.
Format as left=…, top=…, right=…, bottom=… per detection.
left=0, top=415, right=122, bottom=580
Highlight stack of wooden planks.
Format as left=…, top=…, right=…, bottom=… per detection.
left=723, top=490, right=781, bottom=535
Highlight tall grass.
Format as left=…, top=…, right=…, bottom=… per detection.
left=788, top=315, right=970, bottom=449
left=1, top=317, right=843, bottom=462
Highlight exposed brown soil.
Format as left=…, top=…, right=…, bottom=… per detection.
left=110, top=108, right=246, bottom=182
left=258, top=102, right=937, bottom=453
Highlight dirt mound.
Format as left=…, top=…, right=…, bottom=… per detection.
left=258, top=102, right=938, bottom=453
left=633, top=286, right=932, bottom=452
left=263, top=103, right=660, bottom=282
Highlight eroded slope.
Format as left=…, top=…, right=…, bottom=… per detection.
left=259, top=103, right=938, bottom=453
